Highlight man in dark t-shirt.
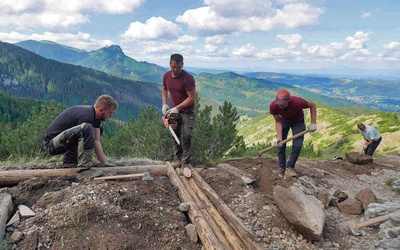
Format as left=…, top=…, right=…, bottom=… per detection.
left=44, top=94, right=118, bottom=172
left=162, top=54, right=196, bottom=171
left=269, top=89, right=317, bottom=178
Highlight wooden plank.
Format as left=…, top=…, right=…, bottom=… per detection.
left=167, top=163, right=224, bottom=250
left=189, top=165, right=264, bottom=250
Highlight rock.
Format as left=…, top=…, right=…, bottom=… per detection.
left=273, top=185, right=325, bottom=241
left=0, top=193, right=13, bottom=240
left=337, top=198, right=363, bottom=215
left=333, top=190, right=348, bottom=202
left=178, top=203, right=190, bottom=212
left=6, top=212, right=20, bottom=227
left=317, top=192, right=332, bottom=208
left=365, top=202, right=400, bottom=218
left=8, top=229, right=24, bottom=243
left=371, top=238, right=400, bottom=250
left=356, top=188, right=377, bottom=210
left=185, top=223, right=198, bottom=242
left=18, top=205, right=35, bottom=218
left=345, top=152, right=373, bottom=165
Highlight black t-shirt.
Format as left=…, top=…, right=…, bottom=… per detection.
left=44, top=105, right=101, bottom=142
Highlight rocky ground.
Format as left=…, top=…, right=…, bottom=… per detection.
left=1, top=154, right=400, bottom=250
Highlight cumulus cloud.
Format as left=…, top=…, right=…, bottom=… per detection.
left=0, top=0, right=144, bottom=30
left=0, top=31, right=113, bottom=51
left=232, top=44, right=256, bottom=57
left=176, top=0, right=324, bottom=35
left=383, top=41, right=400, bottom=50
left=121, top=17, right=183, bottom=41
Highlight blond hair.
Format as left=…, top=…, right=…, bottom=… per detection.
left=94, top=94, right=118, bottom=110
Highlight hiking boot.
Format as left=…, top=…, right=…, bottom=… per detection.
left=280, top=168, right=286, bottom=176
left=285, top=167, right=297, bottom=178
left=172, top=160, right=181, bottom=169
left=76, top=160, right=100, bottom=173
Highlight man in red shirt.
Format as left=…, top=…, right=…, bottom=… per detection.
left=269, top=89, right=317, bottom=178
left=162, top=54, right=196, bottom=170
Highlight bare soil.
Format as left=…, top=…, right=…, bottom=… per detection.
left=2, top=154, right=400, bottom=250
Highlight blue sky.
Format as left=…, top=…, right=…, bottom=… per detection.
left=1, top=0, right=399, bottom=74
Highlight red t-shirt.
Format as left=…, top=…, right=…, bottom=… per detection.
left=269, top=96, right=309, bottom=122
left=163, top=70, right=195, bottom=111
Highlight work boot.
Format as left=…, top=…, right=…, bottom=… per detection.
left=76, top=160, right=100, bottom=173
left=280, top=168, right=286, bottom=176
left=285, top=167, right=297, bottom=178
left=172, top=159, right=181, bottom=169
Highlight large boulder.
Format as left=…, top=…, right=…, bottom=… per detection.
left=273, top=185, right=325, bottom=241
left=345, top=152, right=373, bottom=165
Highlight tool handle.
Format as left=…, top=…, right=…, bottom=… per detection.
left=93, top=173, right=144, bottom=181
left=257, top=129, right=310, bottom=157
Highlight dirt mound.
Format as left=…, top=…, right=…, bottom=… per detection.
left=2, top=155, right=400, bottom=249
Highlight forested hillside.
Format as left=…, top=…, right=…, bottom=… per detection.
left=0, top=41, right=162, bottom=121
left=16, top=40, right=166, bottom=83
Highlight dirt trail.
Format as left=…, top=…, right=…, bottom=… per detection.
left=2, top=155, right=400, bottom=249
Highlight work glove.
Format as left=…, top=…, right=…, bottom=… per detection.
left=166, top=107, right=179, bottom=115
left=309, top=123, right=317, bottom=132
left=162, top=104, right=169, bottom=115
left=363, top=145, right=368, bottom=150
left=101, top=162, right=115, bottom=167
left=275, top=139, right=283, bottom=149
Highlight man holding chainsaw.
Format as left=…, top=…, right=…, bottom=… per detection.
left=270, top=89, right=317, bottom=178
left=162, top=54, right=196, bottom=170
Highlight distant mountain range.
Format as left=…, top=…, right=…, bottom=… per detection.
left=15, top=40, right=400, bottom=113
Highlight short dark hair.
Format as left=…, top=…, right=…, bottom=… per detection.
left=170, top=54, right=184, bottom=64
left=95, top=94, right=118, bottom=110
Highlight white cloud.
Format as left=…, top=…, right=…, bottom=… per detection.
left=121, top=17, right=183, bottom=41
left=361, top=12, right=372, bottom=19
left=232, top=44, right=256, bottom=57
left=276, top=33, right=302, bottom=49
left=0, top=31, right=113, bottom=51
left=176, top=1, right=324, bottom=34
left=0, top=0, right=144, bottom=30
left=383, top=41, right=400, bottom=50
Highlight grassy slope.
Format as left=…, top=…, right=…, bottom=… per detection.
left=237, top=102, right=400, bottom=159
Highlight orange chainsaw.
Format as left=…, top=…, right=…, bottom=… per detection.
left=162, top=113, right=181, bottom=145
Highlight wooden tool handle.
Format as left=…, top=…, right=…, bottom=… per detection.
left=257, top=129, right=310, bottom=156
left=93, top=173, right=144, bottom=181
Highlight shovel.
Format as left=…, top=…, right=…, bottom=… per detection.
left=257, top=129, right=310, bottom=157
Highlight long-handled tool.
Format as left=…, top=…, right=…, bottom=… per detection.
left=257, top=129, right=310, bottom=157
left=347, top=210, right=400, bottom=235
left=93, top=172, right=154, bottom=181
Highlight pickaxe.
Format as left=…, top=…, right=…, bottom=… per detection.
left=257, top=129, right=310, bottom=157
left=347, top=210, right=400, bottom=235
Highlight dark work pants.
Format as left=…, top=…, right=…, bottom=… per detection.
left=45, top=123, right=94, bottom=163
left=364, top=137, right=382, bottom=156
left=278, top=120, right=306, bottom=169
left=173, top=110, right=195, bottom=164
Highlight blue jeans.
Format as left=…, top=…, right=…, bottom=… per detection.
left=278, top=120, right=306, bottom=169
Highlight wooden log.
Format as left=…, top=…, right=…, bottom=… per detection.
left=189, top=165, right=264, bottom=250
left=187, top=175, right=247, bottom=249
left=166, top=163, right=224, bottom=250
left=0, top=165, right=167, bottom=187
left=179, top=172, right=231, bottom=249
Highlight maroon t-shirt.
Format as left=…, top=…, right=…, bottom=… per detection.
left=163, top=70, right=195, bottom=111
left=269, top=96, right=309, bottom=122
